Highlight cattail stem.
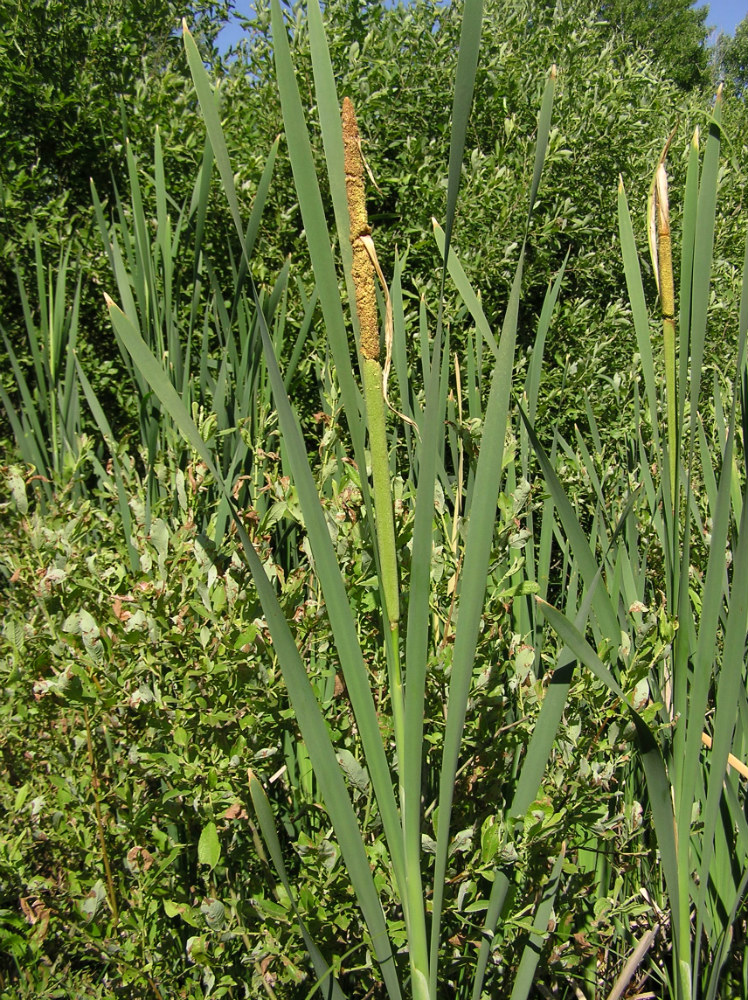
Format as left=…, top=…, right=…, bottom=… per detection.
left=362, top=358, right=400, bottom=626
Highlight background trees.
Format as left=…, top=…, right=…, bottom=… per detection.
left=718, top=13, right=748, bottom=96
left=0, top=0, right=233, bottom=434
left=595, top=0, right=710, bottom=89
left=0, top=0, right=743, bottom=443
left=0, top=0, right=229, bottom=251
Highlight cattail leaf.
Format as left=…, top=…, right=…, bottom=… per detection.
left=248, top=772, right=347, bottom=1000
left=509, top=849, right=565, bottom=1000
left=518, top=407, right=620, bottom=645
left=535, top=597, right=680, bottom=922
left=269, top=0, right=365, bottom=451
left=618, top=180, right=660, bottom=452
left=442, top=0, right=483, bottom=260
left=687, top=91, right=722, bottom=427
left=433, top=221, right=499, bottom=359
left=183, top=24, right=244, bottom=248
left=75, top=358, right=139, bottom=572
left=248, top=278, right=403, bottom=996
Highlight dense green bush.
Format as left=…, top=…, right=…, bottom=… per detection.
left=0, top=456, right=311, bottom=997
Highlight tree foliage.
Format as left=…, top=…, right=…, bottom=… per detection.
left=718, top=14, right=748, bottom=97
left=0, top=0, right=229, bottom=261
left=595, top=0, right=710, bottom=89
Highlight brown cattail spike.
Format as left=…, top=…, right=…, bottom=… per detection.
left=342, top=97, right=379, bottom=361
left=656, top=165, right=674, bottom=321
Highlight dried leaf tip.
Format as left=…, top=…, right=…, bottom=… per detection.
left=618, top=174, right=625, bottom=194
left=550, top=64, right=557, bottom=81
left=655, top=164, right=670, bottom=235
left=716, top=82, right=723, bottom=103
left=692, top=126, right=700, bottom=150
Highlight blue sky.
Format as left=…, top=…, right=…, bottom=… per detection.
left=217, top=2, right=252, bottom=50
left=217, top=1, right=747, bottom=52
left=703, top=0, right=746, bottom=37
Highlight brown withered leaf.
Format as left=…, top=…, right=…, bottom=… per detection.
left=224, top=802, right=248, bottom=821
left=127, top=845, right=154, bottom=873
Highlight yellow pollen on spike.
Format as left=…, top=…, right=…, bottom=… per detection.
left=342, top=97, right=378, bottom=361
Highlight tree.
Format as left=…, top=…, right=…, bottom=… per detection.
left=0, top=0, right=233, bottom=441
left=529, top=0, right=710, bottom=91
left=576, top=0, right=711, bottom=90
left=719, top=14, right=748, bottom=97
left=0, top=0, right=230, bottom=260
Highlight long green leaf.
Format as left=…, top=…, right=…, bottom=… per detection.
left=518, top=408, right=620, bottom=644
left=251, top=285, right=406, bottom=896
left=75, top=359, right=139, bottom=574
left=535, top=598, right=680, bottom=922
left=473, top=499, right=635, bottom=998
left=433, top=221, right=498, bottom=359
left=106, top=299, right=220, bottom=480
left=306, top=0, right=359, bottom=351
left=678, top=127, right=699, bottom=419
left=687, top=93, right=722, bottom=429
left=183, top=25, right=245, bottom=248
left=442, top=0, right=483, bottom=258
left=430, top=246, right=525, bottom=982
left=618, top=180, right=660, bottom=453
left=509, top=849, right=565, bottom=1000
left=235, top=511, right=400, bottom=997
left=430, top=68, right=556, bottom=992
left=270, top=0, right=365, bottom=455
left=694, top=486, right=748, bottom=986
left=248, top=772, right=347, bottom=1000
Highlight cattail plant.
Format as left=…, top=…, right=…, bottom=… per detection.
left=105, top=6, right=745, bottom=1000
left=105, top=2, right=581, bottom=995
left=535, top=87, right=748, bottom=1000
left=0, top=230, right=84, bottom=504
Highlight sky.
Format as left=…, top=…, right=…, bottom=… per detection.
left=703, top=0, right=746, bottom=37
left=216, top=2, right=252, bottom=51
left=217, top=0, right=747, bottom=53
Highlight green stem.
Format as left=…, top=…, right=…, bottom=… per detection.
left=84, top=707, right=119, bottom=926
left=363, top=356, right=431, bottom=997
left=362, top=357, right=400, bottom=630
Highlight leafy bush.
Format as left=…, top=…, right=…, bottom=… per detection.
left=0, top=456, right=312, bottom=997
